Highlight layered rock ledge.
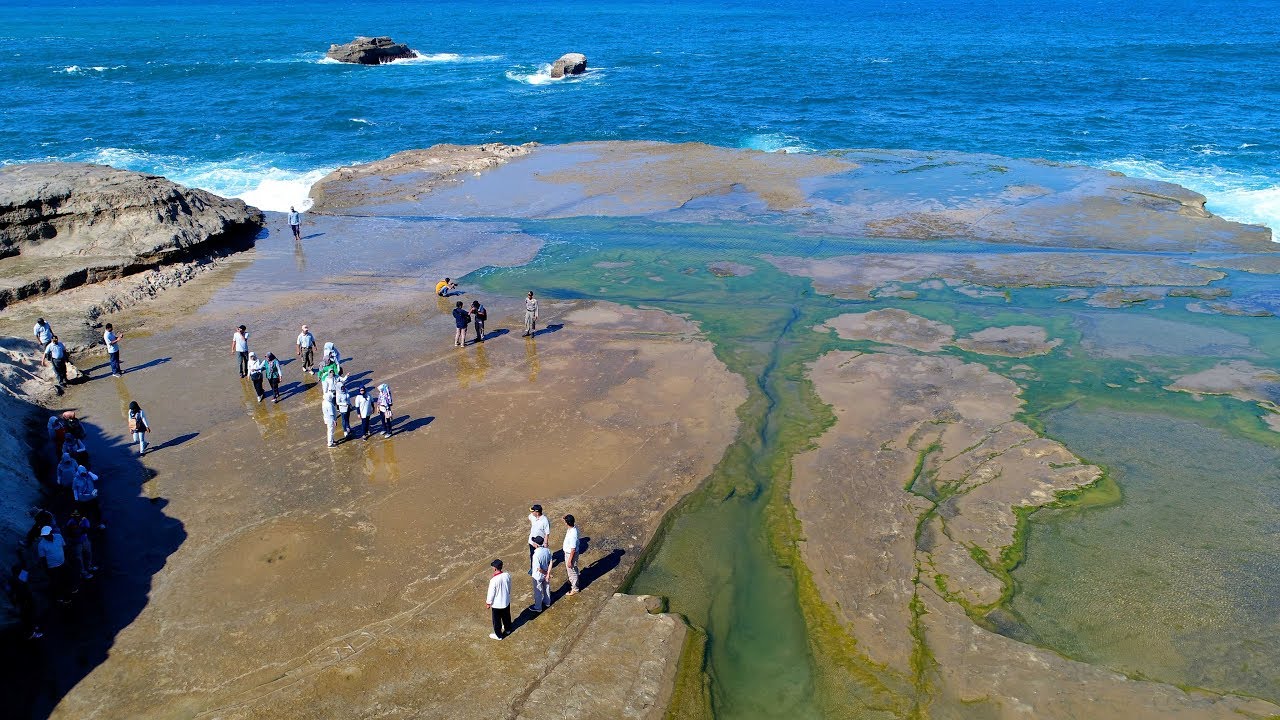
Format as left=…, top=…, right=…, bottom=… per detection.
left=0, top=163, right=263, bottom=310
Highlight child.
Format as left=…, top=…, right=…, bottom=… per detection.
left=377, top=383, right=394, bottom=438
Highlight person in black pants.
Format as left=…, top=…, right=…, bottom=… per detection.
left=485, top=559, right=513, bottom=640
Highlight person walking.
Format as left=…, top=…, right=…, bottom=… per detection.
left=33, top=318, right=53, bottom=347
left=288, top=206, right=302, bottom=241
left=322, top=388, right=338, bottom=448
left=296, top=325, right=316, bottom=375
left=353, top=386, right=374, bottom=441
left=470, top=300, right=487, bottom=343
left=377, top=383, right=394, bottom=437
left=43, top=334, right=69, bottom=387
left=262, top=352, right=282, bottom=402
left=233, top=325, right=250, bottom=378
left=128, top=400, right=150, bottom=456
left=531, top=536, right=552, bottom=613
left=247, top=352, right=266, bottom=401
left=522, top=291, right=539, bottom=337
left=103, top=323, right=123, bottom=376
left=485, top=559, right=513, bottom=640
left=321, top=341, right=341, bottom=368
left=452, top=301, right=470, bottom=347
left=335, top=379, right=352, bottom=436
left=63, top=509, right=97, bottom=580
left=562, top=514, right=581, bottom=595
left=37, top=526, right=72, bottom=605
left=56, top=452, right=78, bottom=489
left=528, top=504, right=550, bottom=568
left=73, top=465, right=105, bottom=529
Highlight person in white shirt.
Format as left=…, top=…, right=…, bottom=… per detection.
left=528, top=504, right=551, bottom=570
left=296, top=324, right=316, bottom=374
left=322, top=388, right=338, bottom=448
left=33, top=318, right=53, bottom=346
left=103, top=323, right=123, bottom=376
left=562, top=514, right=581, bottom=595
left=247, top=352, right=266, bottom=401
left=232, top=325, right=250, bottom=378
left=531, top=536, right=552, bottom=612
left=43, top=334, right=69, bottom=386
left=522, top=291, right=539, bottom=337
left=335, top=379, right=351, bottom=436
left=353, top=386, right=375, bottom=441
left=485, top=559, right=513, bottom=639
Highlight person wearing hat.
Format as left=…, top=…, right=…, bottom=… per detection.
left=485, top=559, right=513, bottom=640
left=232, top=325, right=250, bottom=378
left=36, top=525, right=71, bottom=604
left=527, top=504, right=550, bottom=570
left=531, top=536, right=552, bottom=613
left=296, top=324, right=317, bottom=375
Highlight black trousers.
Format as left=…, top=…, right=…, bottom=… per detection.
left=51, top=358, right=67, bottom=385
left=491, top=606, right=513, bottom=638
left=238, top=351, right=249, bottom=377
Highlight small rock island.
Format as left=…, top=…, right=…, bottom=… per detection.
left=326, top=36, right=418, bottom=65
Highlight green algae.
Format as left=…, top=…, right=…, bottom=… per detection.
left=472, top=216, right=1280, bottom=715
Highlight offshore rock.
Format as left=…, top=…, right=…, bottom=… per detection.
left=550, top=52, right=587, bottom=78
left=325, top=36, right=417, bottom=65
left=0, top=163, right=262, bottom=309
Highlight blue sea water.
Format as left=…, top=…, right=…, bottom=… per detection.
left=2, top=0, right=1278, bottom=230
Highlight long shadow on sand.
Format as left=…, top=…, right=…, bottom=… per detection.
left=510, top=549, right=626, bottom=635
left=0, top=420, right=186, bottom=719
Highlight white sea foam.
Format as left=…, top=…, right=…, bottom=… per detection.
left=59, top=65, right=125, bottom=74
left=77, top=148, right=330, bottom=212
left=1103, top=157, right=1280, bottom=236
left=505, top=63, right=599, bottom=85
left=740, top=133, right=815, bottom=154
left=393, top=52, right=502, bottom=64
left=349, top=118, right=372, bottom=125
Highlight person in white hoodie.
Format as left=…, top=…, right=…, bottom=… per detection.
left=485, top=559, right=513, bottom=640
left=322, top=388, right=338, bottom=448
left=353, top=386, right=375, bottom=441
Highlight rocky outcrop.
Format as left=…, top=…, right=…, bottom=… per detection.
left=325, top=36, right=417, bottom=65
left=549, top=53, right=587, bottom=78
left=0, top=163, right=262, bottom=310
left=308, top=143, right=537, bottom=213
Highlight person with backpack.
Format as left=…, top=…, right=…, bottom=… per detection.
left=264, top=353, right=283, bottom=402
left=470, top=300, right=488, bottom=343
left=377, top=383, right=394, bottom=437
left=247, top=352, right=266, bottom=402
left=128, top=401, right=150, bottom=456
left=452, top=301, right=470, bottom=347
left=353, top=386, right=375, bottom=441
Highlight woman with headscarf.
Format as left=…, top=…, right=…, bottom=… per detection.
left=247, top=351, right=266, bottom=402
left=73, top=464, right=105, bottom=529
left=128, top=400, right=150, bottom=456
left=377, top=383, right=395, bottom=438
left=56, top=452, right=78, bottom=489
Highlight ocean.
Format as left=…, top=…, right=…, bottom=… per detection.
left=3, top=0, right=1278, bottom=231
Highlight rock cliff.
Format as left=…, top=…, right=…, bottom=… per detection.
left=0, top=163, right=262, bottom=309
left=550, top=53, right=587, bottom=78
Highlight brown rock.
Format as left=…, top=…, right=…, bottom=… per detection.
left=0, top=163, right=262, bottom=310
left=325, top=36, right=417, bottom=65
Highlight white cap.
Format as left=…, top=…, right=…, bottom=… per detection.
left=40, top=526, right=52, bottom=537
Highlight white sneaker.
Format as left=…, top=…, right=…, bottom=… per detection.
left=488, top=633, right=501, bottom=640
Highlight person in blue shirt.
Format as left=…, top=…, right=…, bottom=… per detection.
left=288, top=206, right=302, bottom=241
left=452, top=301, right=471, bottom=347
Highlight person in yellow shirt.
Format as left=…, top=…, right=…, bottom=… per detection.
left=435, top=277, right=457, bottom=297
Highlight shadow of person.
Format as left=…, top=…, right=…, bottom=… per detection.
left=122, top=357, right=171, bottom=375
left=0, top=426, right=186, bottom=719
left=397, top=416, right=435, bottom=434
left=549, top=548, right=625, bottom=602
left=531, top=323, right=564, bottom=338
left=148, top=432, right=198, bottom=453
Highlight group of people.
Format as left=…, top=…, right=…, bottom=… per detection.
left=233, top=323, right=395, bottom=447
left=484, top=505, right=583, bottom=640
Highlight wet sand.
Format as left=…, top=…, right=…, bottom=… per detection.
left=37, top=212, right=745, bottom=719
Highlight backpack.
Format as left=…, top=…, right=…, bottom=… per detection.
left=475, top=306, right=487, bottom=322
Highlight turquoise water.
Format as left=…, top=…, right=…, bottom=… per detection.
left=3, top=0, right=1278, bottom=229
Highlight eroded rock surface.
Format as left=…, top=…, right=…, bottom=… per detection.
left=325, top=36, right=417, bottom=64
left=308, top=143, right=537, bottom=213
left=765, top=251, right=1227, bottom=301
left=792, top=349, right=1279, bottom=717
left=1167, top=361, right=1280, bottom=428
left=0, top=163, right=262, bottom=308
left=819, top=309, right=954, bottom=351
left=549, top=53, right=588, bottom=78
left=955, top=325, right=1062, bottom=357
